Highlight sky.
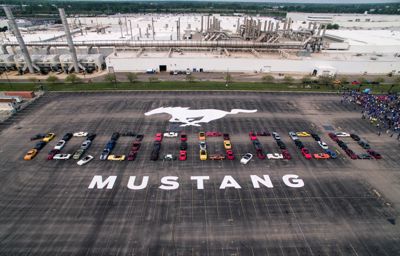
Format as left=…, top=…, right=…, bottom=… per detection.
left=54, top=0, right=400, bottom=3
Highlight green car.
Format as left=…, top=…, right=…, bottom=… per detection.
left=73, top=148, right=85, bottom=160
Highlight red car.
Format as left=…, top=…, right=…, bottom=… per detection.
left=351, top=80, right=361, bottom=85
left=180, top=133, right=187, bottom=141
left=301, top=148, right=312, bottom=159
left=256, top=149, right=266, bottom=160
left=223, top=133, right=230, bottom=140
left=226, top=150, right=235, bottom=160
left=282, top=149, right=291, bottom=160
left=345, top=148, right=358, bottom=159
left=206, top=131, right=222, bottom=137
left=179, top=150, right=187, bottom=161
left=47, top=149, right=60, bottom=160
left=131, top=142, right=141, bottom=151
left=127, top=151, right=137, bottom=161
left=154, top=133, right=163, bottom=142
left=249, top=132, right=257, bottom=141
left=328, top=132, right=339, bottom=142
left=367, top=149, right=382, bottom=159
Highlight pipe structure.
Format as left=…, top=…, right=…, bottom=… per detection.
left=58, top=8, right=80, bottom=73
left=201, top=16, right=203, bottom=33
left=3, top=6, right=35, bottom=73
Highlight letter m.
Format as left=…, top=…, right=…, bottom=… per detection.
left=88, top=175, right=117, bottom=189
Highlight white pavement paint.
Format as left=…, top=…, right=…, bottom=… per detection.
left=144, top=107, right=257, bottom=127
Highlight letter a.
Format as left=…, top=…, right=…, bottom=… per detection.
left=127, top=176, right=149, bottom=190
left=220, top=175, right=241, bottom=189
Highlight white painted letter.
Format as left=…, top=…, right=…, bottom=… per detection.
left=282, top=174, right=304, bottom=188
left=127, top=176, right=149, bottom=190
left=88, top=175, right=117, bottom=189
left=191, top=176, right=210, bottom=189
left=159, top=176, right=179, bottom=190
left=250, top=175, right=273, bottom=188
left=220, top=175, right=241, bottom=189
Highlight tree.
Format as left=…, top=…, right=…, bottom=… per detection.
left=104, top=73, right=117, bottom=83
left=46, top=75, right=59, bottom=84
left=318, top=76, right=334, bottom=88
left=261, top=75, right=274, bottom=83
left=373, top=77, right=385, bottom=84
left=388, top=76, right=400, bottom=93
left=185, top=74, right=196, bottom=83
left=301, top=75, right=312, bottom=84
left=358, top=77, right=368, bottom=84
left=148, top=77, right=159, bottom=83
left=65, top=74, right=81, bottom=84
left=283, top=75, right=294, bottom=84
left=28, top=77, right=38, bottom=84
left=126, top=72, right=138, bottom=83
left=340, top=76, right=348, bottom=85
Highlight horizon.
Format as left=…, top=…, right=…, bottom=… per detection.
left=47, top=0, right=400, bottom=4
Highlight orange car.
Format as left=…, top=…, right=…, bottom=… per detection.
left=24, top=149, right=38, bottom=160
left=313, top=153, right=330, bottom=159
left=198, top=132, right=206, bottom=141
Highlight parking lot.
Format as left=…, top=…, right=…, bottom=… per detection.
left=0, top=91, right=399, bottom=255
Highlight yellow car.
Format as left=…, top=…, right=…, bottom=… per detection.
left=296, top=131, right=311, bottom=137
left=223, top=140, right=232, bottom=150
left=24, top=149, right=38, bottom=160
left=198, top=132, right=206, bottom=141
left=107, top=155, right=126, bottom=161
left=42, top=133, right=55, bottom=142
left=200, top=149, right=207, bottom=160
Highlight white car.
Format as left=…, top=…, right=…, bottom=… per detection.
left=240, top=153, right=253, bottom=164
left=335, top=132, right=350, bottom=137
left=81, top=140, right=92, bottom=150
left=54, top=140, right=66, bottom=150
left=73, top=132, right=88, bottom=137
left=199, top=141, right=207, bottom=150
left=53, top=153, right=71, bottom=160
left=272, top=132, right=281, bottom=140
left=267, top=153, right=283, bottom=159
left=318, top=141, right=329, bottom=150
left=288, top=131, right=298, bottom=141
left=163, top=132, right=178, bottom=137
left=77, top=155, right=94, bottom=165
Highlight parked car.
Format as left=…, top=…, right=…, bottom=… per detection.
left=206, top=131, right=222, bottom=137
left=164, top=132, right=178, bottom=137
left=301, top=148, right=312, bottom=159
left=80, top=140, right=92, bottom=150
left=358, top=153, right=373, bottom=159
left=198, top=132, right=206, bottom=141
left=367, top=149, right=382, bottom=159
left=47, top=149, right=60, bottom=160
left=325, top=149, right=337, bottom=159
left=180, top=141, right=188, bottom=150
left=106, top=141, right=116, bottom=150
left=223, top=133, right=230, bottom=140
left=282, top=149, right=291, bottom=160
left=179, top=150, right=187, bottom=161
left=127, top=151, right=137, bottom=161
left=311, top=133, right=321, bottom=141
left=42, top=133, right=55, bottom=142
left=30, top=133, right=46, bottom=141
left=313, top=153, right=330, bottom=159
left=135, top=134, right=144, bottom=141
left=294, top=140, right=304, bottom=149
left=24, top=149, right=38, bottom=160
left=111, top=132, right=120, bottom=141
left=296, top=131, right=311, bottom=137
left=209, top=154, right=225, bottom=160
left=108, top=155, right=125, bottom=161
left=200, top=149, right=207, bottom=160
left=132, top=142, right=141, bottom=151
left=53, top=140, right=65, bottom=150
left=345, top=148, right=358, bottom=159
left=267, top=153, right=283, bottom=159
left=350, top=134, right=360, bottom=141
left=34, top=141, right=47, bottom=150
left=153, top=141, right=161, bottom=151
left=199, top=141, right=207, bottom=150
left=53, top=153, right=71, bottom=160
left=256, top=131, right=270, bottom=136
left=335, top=132, right=350, bottom=137
left=288, top=131, right=298, bottom=141
left=73, top=149, right=85, bottom=160
left=100, top=149, right=110, bottom=160
left=256, top=149, right=266, bottom=160
left=328, top=132, right=339, bottom=142
left=277, top=140, right=286, bottom=150
left=318, top=141, right=328, bottom=150
left=62, top=133, right=73, bottom=141
left=86, top=133, right=96, bottom=141
left=249, top=132, right=257, bottom=141
left=150, top=150, right=159, bottom=161
left=358, top=140, right=370, bottom=149
left=226, top=150, right=235, bottom=160
left=223, top=140, right=232, bottom=150
left=253, top=139, right=263, bottom=150
left=77, top=155, right=94, bottom=165
left=272, top=132, right=281, bottom=140
left=73, top=132, right=88, bottom=137
left=163, top=154, right=177, bottom=161
left=121, top=131, right=135, bottom=137
left=180, top=133, right=187, bottom=141
left=240, top=153, right=253, bottom=164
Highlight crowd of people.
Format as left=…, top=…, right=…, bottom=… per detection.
left=342, top=90, right=400, bottom=140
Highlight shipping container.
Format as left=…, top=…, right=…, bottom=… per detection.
left=4, top=91, right=35, bottom=99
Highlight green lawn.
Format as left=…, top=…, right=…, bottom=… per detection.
left=0, top=81, right=398, bottom=93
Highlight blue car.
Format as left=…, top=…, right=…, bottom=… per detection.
left=105, top=141, right=116, bottom=150
left=325, top=149, right=337, bottom=159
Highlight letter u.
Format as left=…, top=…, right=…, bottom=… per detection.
left=127, top=176, right=149, bottom=190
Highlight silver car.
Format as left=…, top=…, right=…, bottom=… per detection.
left=199, top=141, right=207, bottom=150
left=81, top=140, right=92, bottom=150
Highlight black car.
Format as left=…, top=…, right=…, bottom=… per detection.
left=153, top=141, right=161, bottom=151
left=122, top=131, right=136, bottom=137
left=30, top=133, right=46, bottom=141
left=62, top=133, right=73, bottom=141
left=277, top=140, right=286, bottom=149
left=350, top=134, right=360, bottom=141
left=338, top=140, right=347, bottom=149
left=358, top=140, right=370, bottom=149
left=294, top=140, right=304, bottom=149
left=86, top=133, right=97, bottom=141
left=111, top=132, right=120, bottom=141
left=223, top=133, right=230, bottom=140
left=252, top=139, right=263, bottom=150
left=34, top=141, right=47, bottom=150
left=136, top=134, right=144, bottom=141
left=150, top=150, right=159, bottom=161
left=180, top=141, right=188, bottom=150
left=311, top=133, right=320, bottom=141
left=358, top=153, right=372, bottom=159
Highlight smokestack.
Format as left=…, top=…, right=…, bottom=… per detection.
left=176, top=18, right=180, bottom=40
left=3, top=6, right=35, bottom=73
left=201, top=16, right=204, bottom=33
left=288, top=18, right=292, bottom=30
left=151, top=18, right=155, bottom=40
left=275, top=22, right=279, bottom=32
left=263, top=20, right=267, bottom=32
left=58, top=8, right=80, bottom=73
left=207, top=16, right=210, bottom=32
left=237, top=18, right=240, bottom=33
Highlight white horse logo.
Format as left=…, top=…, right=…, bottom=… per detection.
left=145, top=107, right=257, bottom=127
